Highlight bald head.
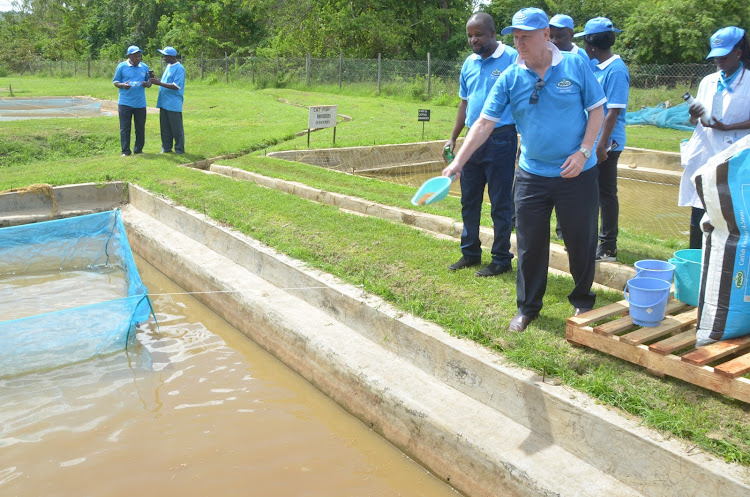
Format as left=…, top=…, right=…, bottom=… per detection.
left=467, top=12, right=495, bottom=32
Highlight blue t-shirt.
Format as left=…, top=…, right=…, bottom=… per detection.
left=156, top=62, right=186, bottom=113
left=459, top=44, right=517, bottom=129
left=567, top=44, right=590, bottom=64
left=481, top=44, right=606, bottom=177
left=592, top=55, right=629, bottom=151
left=113, top=61, right=150, bottom=108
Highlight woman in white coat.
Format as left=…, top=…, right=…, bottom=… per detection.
left=680, top=26, right=750, bottom=248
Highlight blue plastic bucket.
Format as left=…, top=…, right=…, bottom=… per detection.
left=624, top=277, right=672, bottom=327
left=668, top=249, right=702, bottom=307
left=634, top=259, right=675, bottom=283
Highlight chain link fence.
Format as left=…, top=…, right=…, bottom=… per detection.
left=15, top=55, right=714, bottom=96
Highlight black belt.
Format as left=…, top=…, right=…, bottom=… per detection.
left=491, top=124, right=516, bottom=135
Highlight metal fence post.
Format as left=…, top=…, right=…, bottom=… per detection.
left=427, top=52, right=431, bottom=99
left=339, top=51, right=343, bottom=89
left=224, top=52, right=228, bottom=84
left=251, top=56, right=255, bottom=85
left=377, top=53, right=382, bottom=95
left=306, top=53, right=311, bottom=87
left=201, top=52, right=204, bottom=80
left=87, top=58, right=90, bottom=78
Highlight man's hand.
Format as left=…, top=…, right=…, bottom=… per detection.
left=560, top=150, right=587, bottom=178
left=149, top=77, right=161, bottom=85
left=443, top=138, right=456, bottom=163
left=117, top=82, right=131, bottom=90
left=442, top=162, right=462, bottom=181
left=595, top=143, right=609, bottom=164
left=703, top=117, right=728, bottom=131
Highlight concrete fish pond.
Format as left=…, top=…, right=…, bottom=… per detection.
left=0, top=182, right=748, bottom=497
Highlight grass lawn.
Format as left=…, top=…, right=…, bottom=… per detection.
left=1, top=76, right=747, bottom=465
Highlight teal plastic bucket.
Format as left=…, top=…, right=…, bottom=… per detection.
left=634, top=259, right=675, bottom=283
left=668, top=249, right=702, bottom=307
left=624, top=277, right=672, bottom=327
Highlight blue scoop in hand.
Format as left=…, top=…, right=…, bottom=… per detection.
left=411, top=175, right=455, bottom=206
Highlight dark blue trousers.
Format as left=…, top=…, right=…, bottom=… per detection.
left=118, top=105, right=146, bottom=155
left=459, top=127, right=518, bottom=266
left=514, top=166, right=599, bottom=315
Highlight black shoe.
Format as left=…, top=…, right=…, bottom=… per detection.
left=449, top=256, right=481, bottom=271
left=508, top=312, right=536, bottom=332
left=595, top=247, right=617, bottom=262
left=475, top=262, right=511, bottom=277
left=574, top=307, right=593, bottom=316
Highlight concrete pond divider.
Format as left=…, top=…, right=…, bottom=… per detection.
left=2, top=182, right=748, bottom=497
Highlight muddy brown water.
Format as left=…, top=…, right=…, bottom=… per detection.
left=0, top=256, right=461, bottom=497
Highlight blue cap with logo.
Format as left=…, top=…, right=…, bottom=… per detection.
left=158, top=46, right=178, bottom=57
left=707, top=26, right=745, bottom=58
left=126, top=45, right=142, bottom=56
left=549, top=14, right=574, bottom=30
left=500, top=8, right=549, bottom=36
left=574, top=17, right=621, bottom=38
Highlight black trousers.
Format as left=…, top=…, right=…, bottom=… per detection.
left=514, top=166, right=599, bottom=316
left=597, top=150, right=622, bottom=250
left=118, top=105, right=147, bottom=155
left=159, top=108, right=185, bottom=154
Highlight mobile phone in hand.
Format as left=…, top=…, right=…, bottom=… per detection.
left=148, top=70, right=155, bottom=79
left=605, top=139, right=619, bottom=153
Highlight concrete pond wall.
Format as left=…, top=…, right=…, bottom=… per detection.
left=1, top=182, right=749, bottom=497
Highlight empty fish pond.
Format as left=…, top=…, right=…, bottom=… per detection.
left=0, top=96, right=116, bottom=121
left=0, top=255, right=461, bottom=497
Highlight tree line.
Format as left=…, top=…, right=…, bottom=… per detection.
left=1, top=0, right=749, bottom=72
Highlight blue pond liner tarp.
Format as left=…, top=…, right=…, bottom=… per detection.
left=625, top=102, right=696, bottom=131
left=0, top=209, right=151, bottom=378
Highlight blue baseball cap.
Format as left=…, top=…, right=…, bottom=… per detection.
left=549, top=14, right=574, bottom=30
left=158, top=46, right=178, bottom=57
left=500, top=8, right=549, bottom=36
left=707, top=27, right=745, bottom=58
left=126, top=45, right=142, bottom=56
left=574, top=17, right=621, bottom=38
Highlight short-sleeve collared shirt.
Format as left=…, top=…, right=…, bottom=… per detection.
left=593, top=55, right=630, bottom=150
left=459, top=43, right=517, bottom=129
left=480, top=42, right=606, bottom=177
left=156, top=62, right=186, bottom=112
left=113, top=60, right=150, bottom=108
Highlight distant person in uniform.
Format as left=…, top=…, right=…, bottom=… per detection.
left=549, top=14, right=589, bottom=62
left=549, top=14, right=589, bottom=241
left=679, top=26, right=750, bottom=248
left=443, top=8, right=605, bottom=332
left=150, top=46, right=186, bottom=155
left=576, top=17, right=630, bottom=262
left=445, top=12, right=518, bottom=277
left=113, top=45, right=152, bottom=157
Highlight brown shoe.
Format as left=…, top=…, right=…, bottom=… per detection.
left=508, top=312, right=536, bottom=332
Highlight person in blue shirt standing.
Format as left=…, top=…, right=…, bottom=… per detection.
left=445, top=12, right=518, bottom=277
left=150, top=46, right=186, bottom=154
left=549, top=14, right=589, bottom=63
left=443, top=8, right=605, bottom=332
left=576, top=18, right=630, bottom=262
left=113, top=46, right=152, bottom=157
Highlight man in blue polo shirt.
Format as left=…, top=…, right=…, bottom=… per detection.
left=549, top=14, right=589, bottom=63
left=445, top=12, right=518, bottom=277
left=150, top=46, right=186, bottom=155
left=113, top=46, right=152, bottom=157
left=443, top=8, right=605, bottom=332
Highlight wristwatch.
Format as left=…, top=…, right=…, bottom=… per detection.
left=579, top=146, right=592, bottom=159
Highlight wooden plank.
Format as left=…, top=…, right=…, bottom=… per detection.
left=592, top=300, right=690, bottom=337
left=567, top=300, right=629, bottom=328
left=714, top=352, right=750, bottom=379
left=620, top=309, right=697, bottom=345
left=681, top=336, right=750, bottom=366
left=566, top=325, right=750, bottom=403
left=593, top=314, right=635, bottom=336
left=648, top=330, right=696, bottom=356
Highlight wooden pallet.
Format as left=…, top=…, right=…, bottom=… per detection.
left=566, top=298, right=750, bottom=404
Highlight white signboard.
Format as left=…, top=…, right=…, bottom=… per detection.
left=308, top=105, right=337, bottom=129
